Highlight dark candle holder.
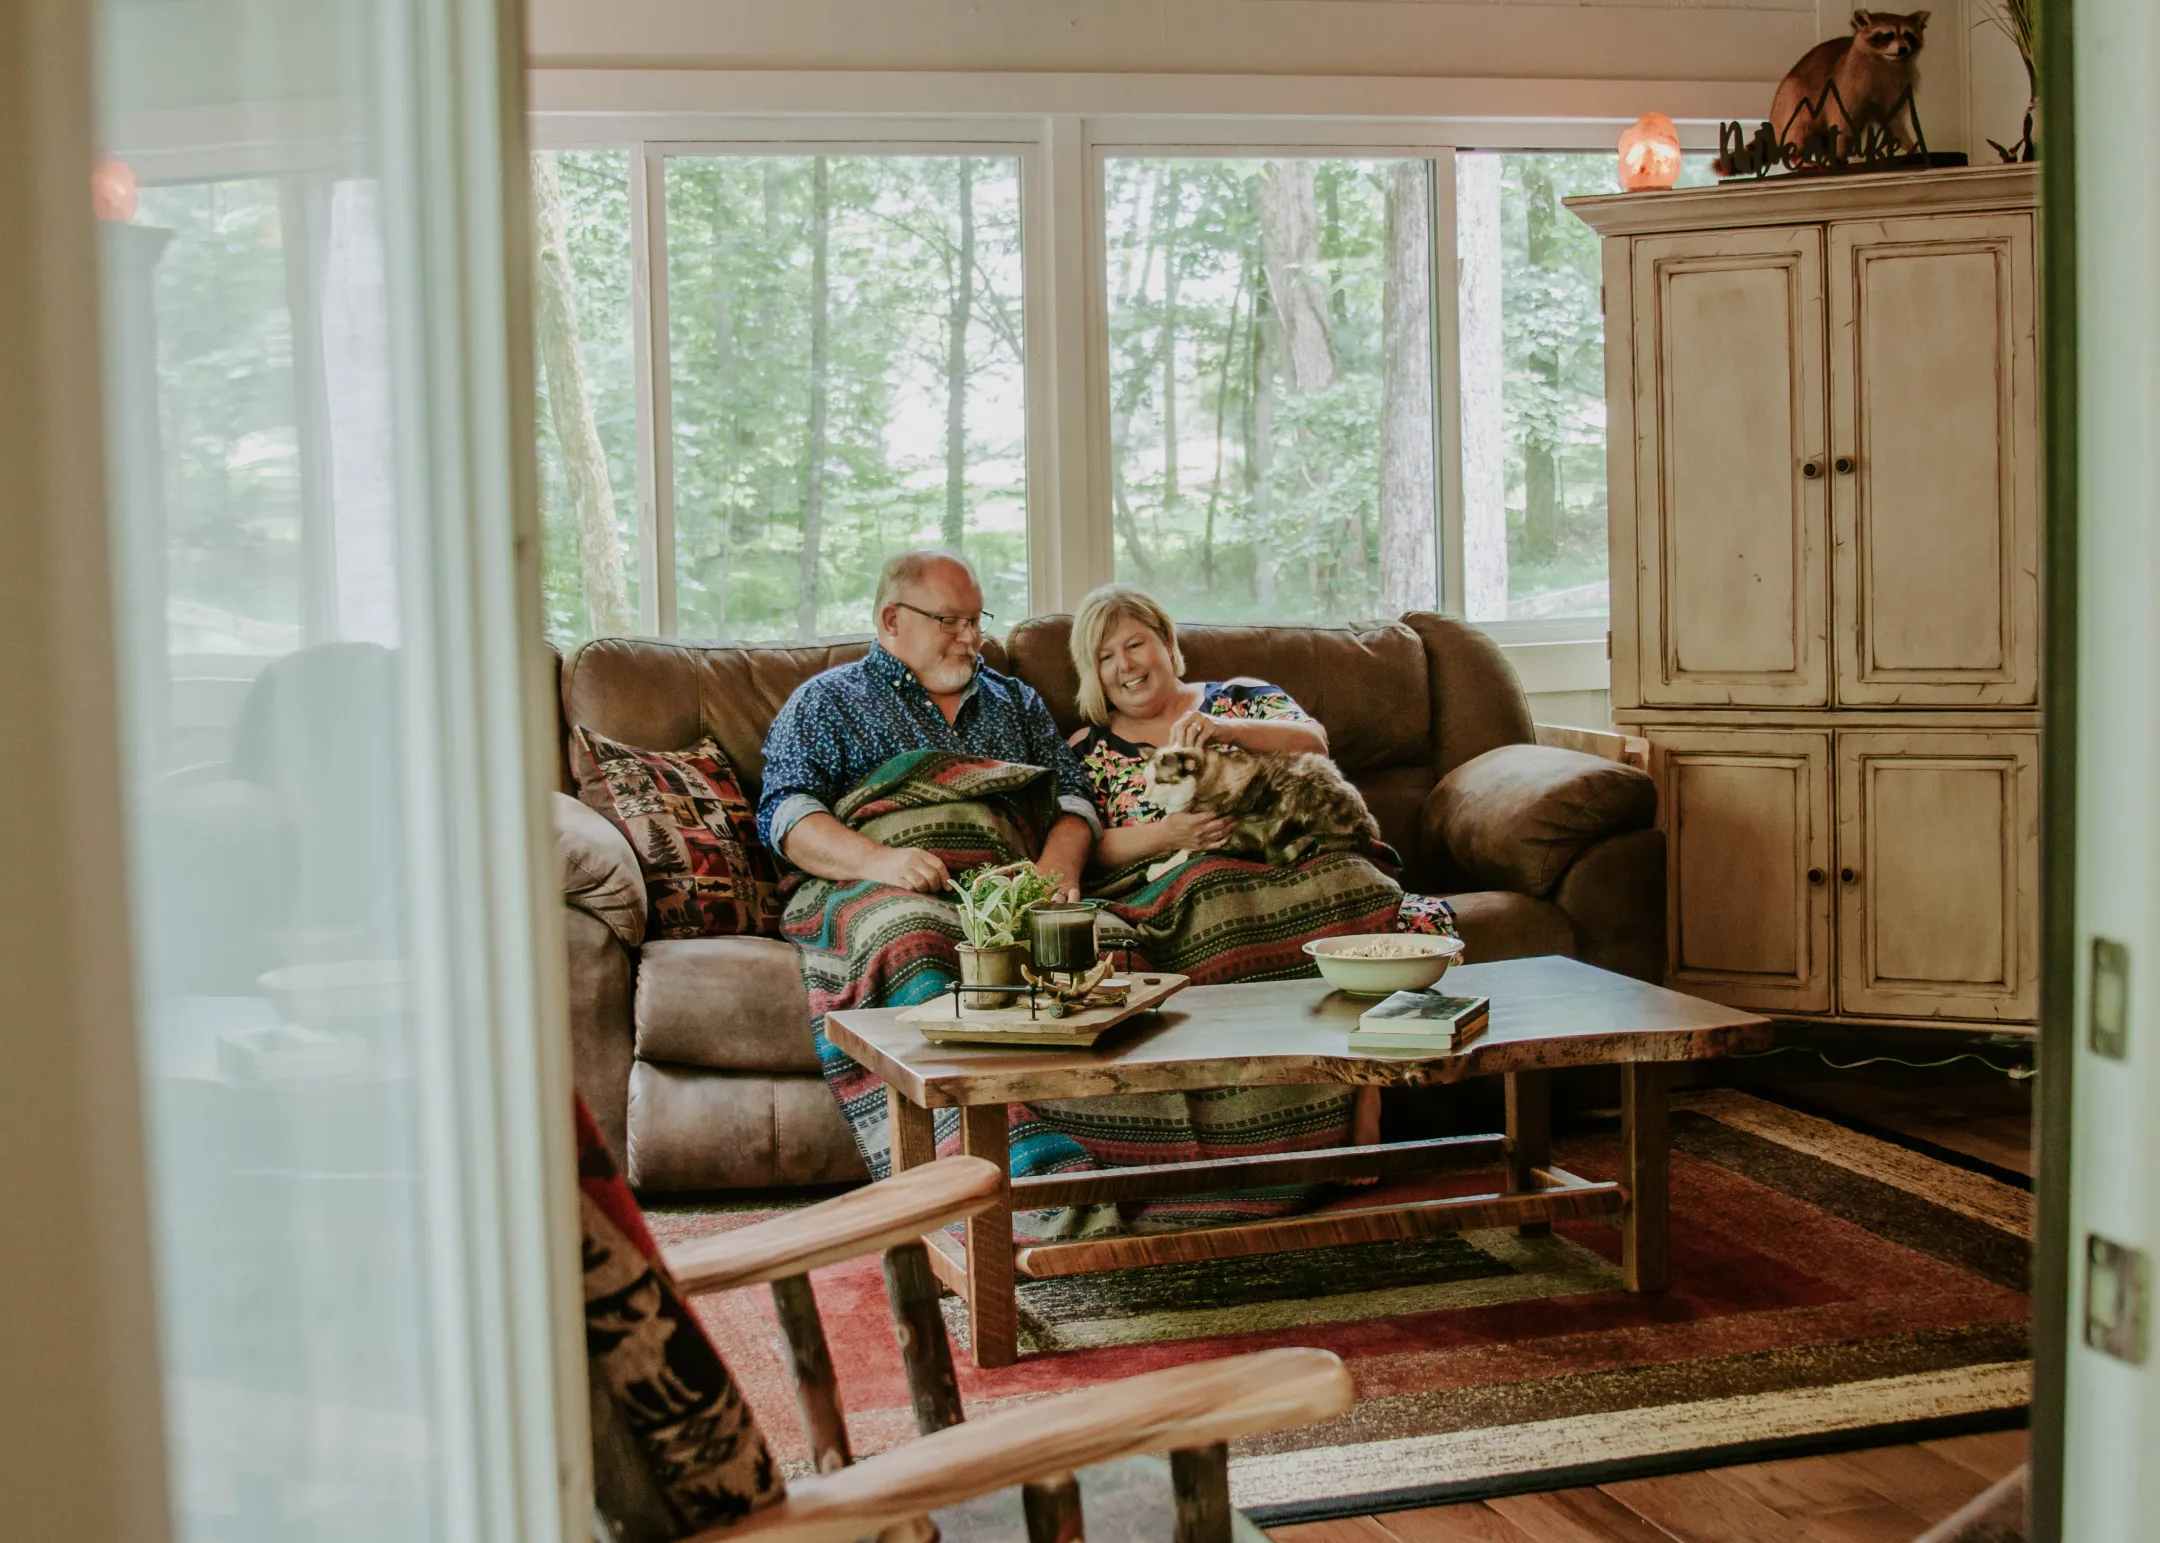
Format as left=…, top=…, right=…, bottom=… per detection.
left=1022, top=902, right=1126, bottom=1018
left=1028, top=902, right=1099, bottom=973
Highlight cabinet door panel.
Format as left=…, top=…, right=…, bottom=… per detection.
left=1830, top=215, right=2038, bottom=704
left=1631, top=228, right=1829, bottom=707
left=1835, top=730, right=2038, bottom=1020
left=1653, top=728, right=1832, bottom=1012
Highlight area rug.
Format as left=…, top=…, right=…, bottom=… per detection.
left=646, top=1089, right=2030, bottom=1521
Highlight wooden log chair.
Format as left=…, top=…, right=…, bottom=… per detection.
left=576, top=1098, right=1354, bottom=1543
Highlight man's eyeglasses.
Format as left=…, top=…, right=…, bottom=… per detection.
left=892, top=600, right=993, bottom=635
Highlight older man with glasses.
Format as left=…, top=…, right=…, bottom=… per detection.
left=756, top=549, right=1097, bottom=901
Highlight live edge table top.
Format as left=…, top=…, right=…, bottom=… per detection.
left=823, top=954, right=1773, bottom=1109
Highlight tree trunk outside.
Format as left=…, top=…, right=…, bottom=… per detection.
left=943, top=159, right=974, bottom=551
left=1455, top=153, right=1510, bottom=622
left=1521, top=157, right=1563, bottom=562
left=1257, top=161, right=1338, bottom=611
left=1159, top=169, right=1181, bottom=516
left=1257, top=161, right=1339, bottom=396
left=1377, top=159, right=1436, bottom=618
left=1202, top=267, right=1246, bottom=588
left=797, top=156, right=831, bottom=641
left=531, top=152, right=634, bottom=637
left=1251, top=296, right=1278, bottom=608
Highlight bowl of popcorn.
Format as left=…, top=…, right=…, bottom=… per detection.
left=1301, top=933, right=1465, bottom=996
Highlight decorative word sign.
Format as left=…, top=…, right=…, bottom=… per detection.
left=1714, top=85, right=1963, bottom=179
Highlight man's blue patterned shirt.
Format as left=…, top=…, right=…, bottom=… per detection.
left=755, top=643, right=1099, bottom=857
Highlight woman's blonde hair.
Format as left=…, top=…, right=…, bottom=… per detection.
left=1070, top=585, right=1185, bottom=726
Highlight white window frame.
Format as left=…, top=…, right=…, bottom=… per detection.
left=532, top=95, right=1731, bottom=689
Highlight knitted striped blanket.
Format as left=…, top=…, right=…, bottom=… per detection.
left=782, top=751, right=1405, bottom=1235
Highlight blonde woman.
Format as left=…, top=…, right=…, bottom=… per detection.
left=1066, top=585, right=1329, bottom=871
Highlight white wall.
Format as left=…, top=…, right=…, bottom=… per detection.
left=529, top=0, right=1819, bottom=88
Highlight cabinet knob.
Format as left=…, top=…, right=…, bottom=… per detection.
left=1839, top=866, right=1858, bottom=884
left=1802, top=459, right=1824, bottom=479
left=1834, top=454, right=1855, bottom=474
left=1807, top=867, right=1826, bottom=885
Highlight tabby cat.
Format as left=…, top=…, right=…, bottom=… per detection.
left=1144, top=743, right=1381, bottom=867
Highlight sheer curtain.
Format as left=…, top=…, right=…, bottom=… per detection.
left=94, top=0, right=580, bottom=1539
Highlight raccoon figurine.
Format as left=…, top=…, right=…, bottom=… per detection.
left=1772, top=9, right=1929, bottom=156
left=1144, top=742, right=1382, bottom=867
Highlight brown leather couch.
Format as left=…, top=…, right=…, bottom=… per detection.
left=553, top=614, right=1664, bottom=1194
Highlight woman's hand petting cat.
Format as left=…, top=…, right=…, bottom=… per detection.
left=1157, top=810, right=1236, bottom=852
left=1168, top=711, right=1220, bottom=748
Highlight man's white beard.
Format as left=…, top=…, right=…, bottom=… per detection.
left=918, top=653, right=976, bottom=695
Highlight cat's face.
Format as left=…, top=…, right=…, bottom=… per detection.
left=1144, top=747, right=1204, bottom=813
left=1850, top=9, right=1927, bottom=59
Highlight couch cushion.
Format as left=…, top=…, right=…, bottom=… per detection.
left=1429, top=744, right=1658, bottom=898
left=626, top=1064, right=867, bottom=1192
left=1442, top=890, right=1575, bottom=964
left=562, top=634, right=1012, bottom=806
left=635, top=936, right=821, bottom=1073
left=1006, top=616, right=1431, bottom=773
left=573, top=729, right=781, bottom=938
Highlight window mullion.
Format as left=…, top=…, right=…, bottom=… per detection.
left=1431, top=150, right=1465, bottom=620
left=633, top=144, right=674, bottom=637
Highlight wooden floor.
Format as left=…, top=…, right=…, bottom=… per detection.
left=1271, top=1429, right=2028, bottom=1543
left=1719, top=1029, right=2033, bottom=1180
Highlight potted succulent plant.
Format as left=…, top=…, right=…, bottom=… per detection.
left=950, top=861, right=1057, bottom=1009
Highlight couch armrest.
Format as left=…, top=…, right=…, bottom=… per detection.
left=554, top=791, right=647, bottom=949
left=1421, top=744, right=1656, bottom=899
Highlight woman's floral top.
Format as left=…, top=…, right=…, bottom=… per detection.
left=1072, top=679, right=1312, bottom=829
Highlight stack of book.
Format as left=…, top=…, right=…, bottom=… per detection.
left=1347, top=988, right=1491, bottom=1053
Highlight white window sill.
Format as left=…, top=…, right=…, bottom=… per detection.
left=1496, top=635, right=1609, bottom=696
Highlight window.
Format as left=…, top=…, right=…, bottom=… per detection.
left=533, top=150, right=640, bottom=648
left=531, top=124, right=1719, bottom=650
left=1103, top=157, right=1436, bottom=626
left=662, top=153, right=1028, bottom=641
left=1454, top=149, right=1717, bottom=625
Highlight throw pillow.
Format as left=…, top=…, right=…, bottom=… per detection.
left=573, top=727, right=781, bottom=939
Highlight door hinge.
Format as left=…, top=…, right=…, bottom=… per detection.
left=1605, top=629, right=1613, bottom=661
left=2086, top=1233, right=2151, bottom=1365
left=2091, top=935, right=2130, bottom=1060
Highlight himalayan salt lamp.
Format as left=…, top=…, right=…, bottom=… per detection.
left=1618, top=113, right=1683, bottom=192
left=91, top=155, right=138, bottom=222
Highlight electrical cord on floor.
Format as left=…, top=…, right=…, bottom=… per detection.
left=1732, top=1043, right=2037, bottom=1082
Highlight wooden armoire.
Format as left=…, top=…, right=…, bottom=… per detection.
left=1569, top=165, right=2039, bottom=1032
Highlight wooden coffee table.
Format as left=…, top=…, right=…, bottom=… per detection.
left=825, top=954, right=1771, bottom=1366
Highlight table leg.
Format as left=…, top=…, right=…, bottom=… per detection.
left=887, top=1086, right=936, bottom=1174
left=1350, top=1085, right=1382, bottom=1146
left=1620, top=1062, right=1670, bottom=1292
left=1504, top=1070, right=1552, bottom=1239
left=959, top=1104, right=1018, bottom=1368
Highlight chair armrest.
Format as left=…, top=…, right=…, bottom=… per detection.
left=554, top=791, right=646, bottom=949
left=704, top=1348, right=1353, bottom=1543
left=1422, top=743, right=1656, bottom=899
left=665, top=1157, right=1006, bottom=1293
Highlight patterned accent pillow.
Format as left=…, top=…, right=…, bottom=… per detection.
left=573, top=727, right=781, bottom=939
left=577, top=1097, right=783, bottom=1535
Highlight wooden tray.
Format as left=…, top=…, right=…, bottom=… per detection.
left=898, top=973, right=1190, bottom=1048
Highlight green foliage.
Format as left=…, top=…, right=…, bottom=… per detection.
left=1103, top=157, right=1409, bottom=625
left=535, top=150, right=639, bottom=649
left=663, top=155, right=1028, bottom=641
left=949, top=861, right=1058, bottom=949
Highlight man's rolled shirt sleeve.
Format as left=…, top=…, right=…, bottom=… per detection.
left=755, top=692, right=838, bottom=853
